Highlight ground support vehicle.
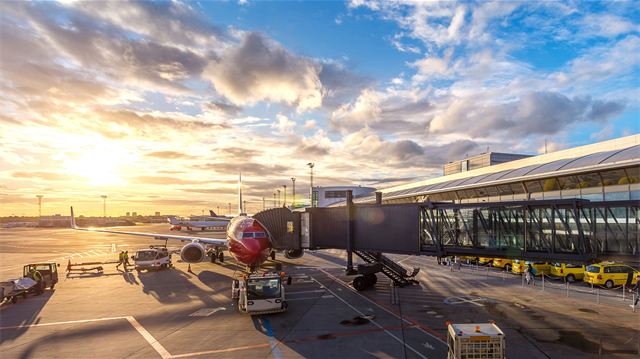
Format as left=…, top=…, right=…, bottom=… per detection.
left=584, top=262, right=639, bottom=289
left=170, top=225, right=181, bottom=231
left=232, top=272, right=291, bottom=315
left=24, top=263, right=59, bottom=292
left=550, top=263, right=585, bottom=282
left=134, top=246, right=172, bottom=272
left=447, top=322, right=505, bottom=359
left=1, top=278, right=36, bottom=303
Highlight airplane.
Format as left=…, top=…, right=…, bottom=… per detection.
left=70, top=174, right=304, bottom=271
left=166, top=215, right=230, bottom=231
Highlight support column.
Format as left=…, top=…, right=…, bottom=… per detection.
left=375, top=192, right=382, bottom=205
left=346, top=190, right=357, bottom=275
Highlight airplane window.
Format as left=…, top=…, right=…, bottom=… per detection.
left=242, top=232, right=254, bottom=238
left=254, top=232, right=266, bottom=237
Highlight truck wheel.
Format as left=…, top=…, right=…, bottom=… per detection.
left=353, top=276, right=367, bottom=291
left=50, top=283, right=55, bottom=290
left=211, top=255, right=216, bottom=263
left=566, top=274, right=575, bottom=283
left=12, top=296, right=17, bottom=303
left=22, top=292, right=27, bottom=298
left=218, top=253, right=224, bottom=263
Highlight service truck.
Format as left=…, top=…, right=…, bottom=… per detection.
left=232, top=272, right=291, bottom=315
left=134, top=245, right=172, bottom=272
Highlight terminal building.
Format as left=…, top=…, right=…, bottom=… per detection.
left=311, top=186, right=376, bottom=207
left=350, top=135, right=639, bottom=205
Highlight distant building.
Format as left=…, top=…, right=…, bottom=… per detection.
left=155, top=212, right=161, bottom=216
left=132, top=212, right=137, bottom=217
left=126, top=212, right=130, bottom=217
left=444, top=152, right=532, bottom=176
left=311, top=186, right=376, bottom=207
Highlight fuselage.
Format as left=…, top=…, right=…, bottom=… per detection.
left=226, top=216, right=272, bottom=268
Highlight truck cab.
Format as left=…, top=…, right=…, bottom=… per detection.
left=24, top=263, right=59, bottom=290
left=134, top=246, right=172, bottom=272
left=232, top=272, right=291, bottom=315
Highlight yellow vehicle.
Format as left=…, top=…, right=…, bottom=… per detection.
left=478, top=257, right=494, bottom=266
left=550, top=263, right=585, bottom=282
left=512, top=260, right=551, bottom=276
left=492, top=258, right=514, bottom=272
left=584, top=262, right=640, bottom=289
left=461, top=256, right=479, bottom=264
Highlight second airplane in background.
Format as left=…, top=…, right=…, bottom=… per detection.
left=167, top=213, right=230, bottom=231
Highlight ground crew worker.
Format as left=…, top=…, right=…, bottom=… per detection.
left=30, top=267, right=44, bottom=295
left=124, top=251, right=130, bottom=266
left=116, top=251, right=125, bottom=269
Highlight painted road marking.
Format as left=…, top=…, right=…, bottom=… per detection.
left=287, top=290, right=326, bottom=295
left=287, top=295, right=335, bottom=301
left=310, top=277, right=429, bottom=359
left=0, top=316, right=170, bottom=359
left=444, top=296, right=494, bottom=307
left=261, top=316, right=283, bottom=359
left=189, top=307, right=225, bottom=316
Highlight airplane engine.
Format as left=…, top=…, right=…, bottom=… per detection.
left=283, top=249, right=304, bottom=259
left=181, top=242, right=206, bottom=263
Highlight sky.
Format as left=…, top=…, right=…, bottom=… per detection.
left=1, top=1, right=639, bottom=217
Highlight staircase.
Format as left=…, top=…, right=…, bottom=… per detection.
left=354, top=251, right=420, bottom=287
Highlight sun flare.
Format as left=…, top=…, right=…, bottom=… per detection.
left=63, top=150, right=126, bottom=186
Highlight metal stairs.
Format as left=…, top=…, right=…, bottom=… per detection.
left=354, top=251, right=420, bottom=287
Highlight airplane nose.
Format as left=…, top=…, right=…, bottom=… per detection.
left=241, top=237, right=261, bottom=255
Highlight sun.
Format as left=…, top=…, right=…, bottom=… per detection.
left=63, top=149, right=126, bottom=186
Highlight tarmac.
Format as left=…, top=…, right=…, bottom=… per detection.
left=1, top=224, right=639, bottom=358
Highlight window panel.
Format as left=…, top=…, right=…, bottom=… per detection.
left=623, top=166, right=640, bottom=184
left=497, top=184, right=513, bottom=196
left=484, top=186, right=500, bottom=196
left=574, top=172, right=601, bottom=188
left=600, top=169, right=626, bottom=186
left=542, top=178, right=562, bottom=191
left=582, top=193, right=603, bottom=201
left=525, top=180, right=543, bottom=193
left=510, top=183, right=526, bottom=194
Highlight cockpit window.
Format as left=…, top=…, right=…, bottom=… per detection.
left=242, top=232, right=267, bottom=238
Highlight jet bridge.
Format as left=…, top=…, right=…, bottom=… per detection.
left=254, top=191, right=640, bottom=285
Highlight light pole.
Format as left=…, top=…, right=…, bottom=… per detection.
left=228, top=203, right=231, bottom=214
left=307, top=163, right=314, bottom=206
left=291, top=178, right=296, bottom=207
left=277, top=190, right=280, bottom=207
left=273, top=193, right=276, bottom=208
left=283, top=185, right=287, bottom=207
left=263, top=197, right=265, bottom=211
left=36, top=195, right=43, bottom=224
left=217, top=206, right=219, bottom=215
left=243, top=201, right=246, bottom=213
left=101, top=195, right=107, bottom=224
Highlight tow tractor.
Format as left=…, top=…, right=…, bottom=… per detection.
left=232, top=272, right=292, bottom=315
left=133, top=245, right=173, bottom=272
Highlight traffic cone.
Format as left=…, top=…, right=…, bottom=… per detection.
left=188, top=264, right=192, bottom=273
left=67, top=260, right=71, bottom=272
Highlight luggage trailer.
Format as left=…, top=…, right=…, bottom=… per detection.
left=446, top=322, right=505, bottom=359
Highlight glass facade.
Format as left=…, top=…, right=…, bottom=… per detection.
left=420, top=201, right=639, bottom=257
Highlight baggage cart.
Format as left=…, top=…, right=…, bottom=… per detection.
left=447, top=322, right=505, bottom=359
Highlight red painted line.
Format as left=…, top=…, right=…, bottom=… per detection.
left=319, top=269, right=447, bottom=341
left=170, top=324, right=416, bottom=358
left=398, top=255, right=414, bottom=264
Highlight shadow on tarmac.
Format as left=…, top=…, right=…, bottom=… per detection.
left=0, top=289, right=53, bottom=345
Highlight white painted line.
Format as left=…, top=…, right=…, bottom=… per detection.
left=321, top=270, right=447, bottom=346
left=0, top=316, right=171, bottom=359
left=310, top=277, right=429, bottom=359
left=126, top=316, right=172, bottom=359
left=287, top=290, right=327, bottom=295
left=287, top=295, right=335, bottom=301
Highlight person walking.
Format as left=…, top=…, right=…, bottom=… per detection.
left=629, top=275, right=640, bottom=308
left=525, top=264, right=535, bottom=285
left=116, top=251, right=125, bottom=269
left=124, top=251, right=131, bottom=267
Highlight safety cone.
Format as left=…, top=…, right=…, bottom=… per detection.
left=67, top=259, right=71, bottom=272
left=187, top=264, right=192, bottom=273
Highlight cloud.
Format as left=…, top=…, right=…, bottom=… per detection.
left=10, top=171, right=77, bottom=182
left=126, top=175, right=209, bottom=186
left=143, top=151, right=196, bottom=160
left=429, top=91, right=626, bottom=138
left=203, top=102, right=243, bottom=116
left=1, top=152, right=38, bottom=166
left=590, top=124, right=616, bottom=142
left=203, top=32, right=326, bottom=112
left=330, top=89, right=382, bottom=131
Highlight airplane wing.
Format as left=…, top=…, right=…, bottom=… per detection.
left=70, top=207, right=226, bottom=246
